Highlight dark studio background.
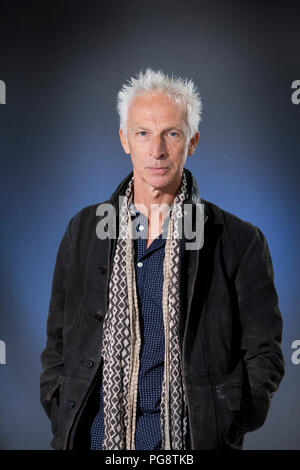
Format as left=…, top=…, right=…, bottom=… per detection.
left=0, top=0, right=299, bottom=449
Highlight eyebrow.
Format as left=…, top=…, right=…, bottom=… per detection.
left=131, top=126, right=151, bottom=132
left=131, top=126, right=184, bottom=133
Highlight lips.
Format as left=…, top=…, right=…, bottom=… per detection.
left=148, top=167, right=169, bottom=174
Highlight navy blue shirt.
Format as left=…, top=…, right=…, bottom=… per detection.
left=89, top=203, right=171, bottom=450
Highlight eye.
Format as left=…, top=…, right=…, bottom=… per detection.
left=168, top=131, right=180, bottom=137
left=137, top=131, right=147, bottom=136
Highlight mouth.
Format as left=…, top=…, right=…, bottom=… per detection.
left=148, top=167, right=169, bottom=174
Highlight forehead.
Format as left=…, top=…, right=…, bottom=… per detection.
left=127, top=91, right=186, bottom=125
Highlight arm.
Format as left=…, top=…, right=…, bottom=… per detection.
left=40, top=218, right=73, bottom=419
left=234, top=225, right=285, bottom=432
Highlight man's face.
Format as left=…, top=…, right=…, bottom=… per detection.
left=119, top=91, right=199, bottom=193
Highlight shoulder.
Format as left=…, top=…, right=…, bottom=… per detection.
left=202, top=199, right=267, bottom=260
left=203, top=198, right=257, bottom=233
left=66, top=199, right=111, bottom=246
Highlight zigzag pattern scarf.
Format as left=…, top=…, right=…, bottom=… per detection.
left=101, top=170, right=188, bottom=450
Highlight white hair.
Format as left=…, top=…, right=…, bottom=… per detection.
left=117, top=68, right=202, bottom=139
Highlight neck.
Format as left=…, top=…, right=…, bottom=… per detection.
left=132, top=173, right=182, bottom=243
left=132, top=174, right=182, bottom=216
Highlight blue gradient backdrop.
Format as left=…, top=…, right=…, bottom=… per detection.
left=0, top=0, right=299, bottom=449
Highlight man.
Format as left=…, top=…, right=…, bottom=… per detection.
left=40, top=69, right=285, bottom=450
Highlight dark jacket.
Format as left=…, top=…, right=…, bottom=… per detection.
left=40, top=168, right=285, bottom=450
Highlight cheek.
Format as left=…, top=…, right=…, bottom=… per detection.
left=130, top=140, right=147, bottom=153
left=130, top=148, right=146, bottom=168
left=169, top=142, right=188, bottom=159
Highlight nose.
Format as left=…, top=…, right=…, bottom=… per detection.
left=149, top=135, right=166, bottom=159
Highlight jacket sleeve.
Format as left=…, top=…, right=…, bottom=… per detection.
left=234, top=225, right=285, bottom=432
left=40, top=218, right=73, bottom=419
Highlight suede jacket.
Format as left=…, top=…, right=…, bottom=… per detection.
left=40, top=168, right=285, bottom=450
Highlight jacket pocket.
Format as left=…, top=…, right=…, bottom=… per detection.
left=185, top=369, right=220, bottom=449
left=235, top=382, right=270, bottom=432
left=215, top=382, right=246, bottom=450
left=189, top=386, right=220, bottom=449
left=47, top=378, right=64, bottom=449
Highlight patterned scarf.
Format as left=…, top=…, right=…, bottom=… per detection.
left=101, top=170, right=189, bottom=450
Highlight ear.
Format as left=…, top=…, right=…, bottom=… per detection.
left=187, top=131, right=200, bottom=156
left=119, top=129, right=130, bottom=154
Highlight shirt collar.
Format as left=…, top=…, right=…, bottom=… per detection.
left=128, top=200, right=173, bottom=239
left=128, top=200, right=174, bottom=218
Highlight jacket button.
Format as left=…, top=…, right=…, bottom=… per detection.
left=68, top=399, right=75, bottom=409
left=94, top=312, right=103, bottom=322
left=98, top=265, right=106, bottom=274
left=86, top=359, right=95, bottom=368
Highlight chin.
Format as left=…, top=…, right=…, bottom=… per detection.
left=146, top=174, right=172, bottom=190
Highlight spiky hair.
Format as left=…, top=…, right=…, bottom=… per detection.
left=117, top=68, right=202, bottom=138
